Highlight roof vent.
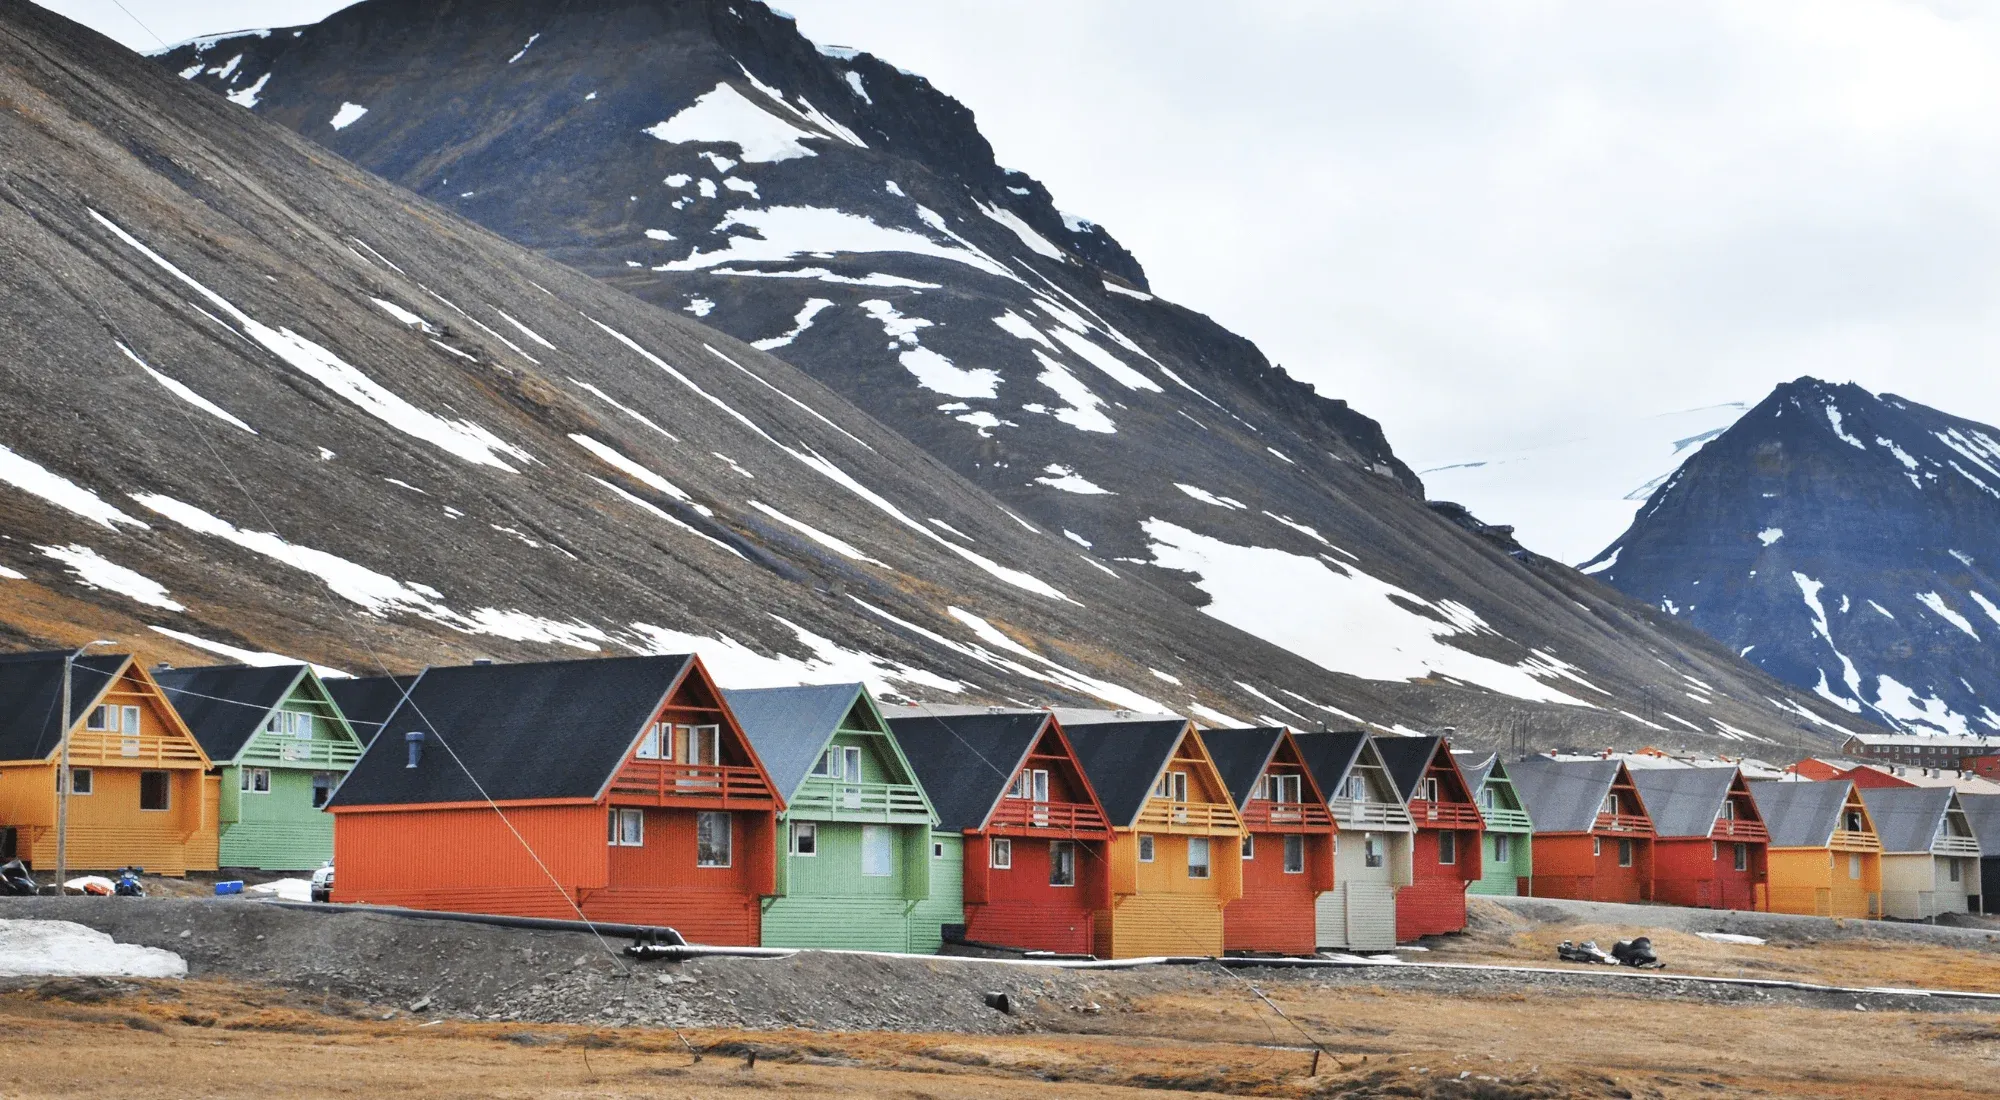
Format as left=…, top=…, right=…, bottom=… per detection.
left=153, top=662, right=173, bottom=671
left=472, top=657, right=495, bottom=666
left=405, top=730, right=426, bottom=769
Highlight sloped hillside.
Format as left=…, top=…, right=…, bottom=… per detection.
left=1585, top=378, right=2000, bottom=741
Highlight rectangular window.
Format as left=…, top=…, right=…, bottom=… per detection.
left=1283, top=834, right=1305, bottom=874
left=1347, top=776, right=1367, bottom=802
left=608, top=808, right=644, bottom=847
left=680, top=725, right=721, bottom=766
left=811, top=747, right=833, bottom=776
left=932, top=841, right=944, bottom=859
left=1266, top=773, right=1301, bottom=804
left=1734, top=843, right=1748, bottom=872
left=1049, top=840, right=1076, bottom=887
left=1438, top=831, right=1456, bottom=865
left=1138, top=835, right=1156, bottom=862
left=1242, top=833, right=1256, bottom=859
left=1364, top=833, right=1384, bottom=869
left=1844, top=810, right=1863, bottom=833
left=122, top=705, right=140, bottom=734
left=1007, top=770, right=1027, bottom=798
left=1950, top=859, right=1962, bottom=883
left=1155, top=771, right=1189, bottom=802
left=1618, top=839, right=1634, bottom=868
left=843, top=746, right=863, bottom=782
left=1711, top=841, right=1719, bottom=861
left=791, top=821, right=818, bottom=856
left=139, top=770, right=170, bottom=811
left=636, top=722, right=665, bottom=760
left=312, top=772, right=336, bottom=809
left=1418, top=778, right=1440, bottom=803
left=1593, top=837, right=1602, bottom=857
left=990, top=837, right=1013, bottom=869
left=1492, top=834, right=1509, bottom=862
left=1602, top=793, right=1620, bottom=817
left=1849, top=853, right=1861, bottom=880
left=1187, top=836, right=1211, bottom=879
left=86, top=705, right=113, bottom=731
left=1032, top=769, right=1049, bottom=802
left=1719, top=799, right=1736, bottom=821
left=268, top=710, right=313, bottom=740
left=1480, top=787, right=1495, bottom=810
left=696, top=811, right=732, bottom=867
left=67, top=767, right=92, bottom=796
left=241, top=768, right=272, bottom=794
left=861, top=825, right=893, bottom=876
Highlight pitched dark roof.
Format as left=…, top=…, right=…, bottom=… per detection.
left=1063, top=719, right=1191, bottom=827
left=1200, top=727, right=1286, bottom=810
left=0, top=651, right=128, bottom=762
left=1454, top=751, right=1496, bottom=794
left=1373, top=736, right=1442, bottom=800
left=1859, top=786, right=1957, bottom=854
left=887, top=711, right=1049, bottom=832
left=1629, top=768, right=1739, bottom=839
left=153, top=664, right=305, bottom=764
left=1292, top=730, right=1369, bottom=799
left=723, top=684, right=865, bottom=800
left=325, top=675, right=416, bottom=747
left=1960, top=793, right=2000, bottom=850
left=329, top=655, right=692, bottom=807
left=1508, top=758, right=1625, bottom=833
left=1750, top=780, right=1852, bottom=848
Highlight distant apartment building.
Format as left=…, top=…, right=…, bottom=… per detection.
left=1840, top=733, right=1995, bottom=768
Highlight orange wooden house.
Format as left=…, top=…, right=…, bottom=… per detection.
left=1374, top=735, right=1484, bottom=939
left=0, top=651, right=217, bottom=876
left=1205, top=727, right=1335, bottom=955
left=1064, top=716, right=1245, bottom=958
left=1630, top=767, right=1768, bottom=910
left=1507, top=757, right=1656, bottom=902
left=1750, top=779, right=1883, bottom=918
left=328, top=655, right=781, bottom=944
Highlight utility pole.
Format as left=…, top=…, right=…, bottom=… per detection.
left=53, top=641, right=112, bottom=896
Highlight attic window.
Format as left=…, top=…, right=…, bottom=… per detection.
left=1418, top=778, right=1440, bottom=803
left=1259, top=773, right=1301, bottom=804
left=1347, top=776, right=1367, bottom=803
left=1844, top=810, right=1863, bottom=833
left=1154, top=771, right=1189, bottom=802
left=1008, top=768, right=1050, bottom=801
left=1479, top=787, right=1495, bottom=810
left=816, top=744, right=863, bottom=781
left=637, top=722, right=668, bottom=760
left=1601, top=793, right=1621, bottom=817
left=87, top=705, right=141, bottom=735
left=268, top=711, right=313, bottom=739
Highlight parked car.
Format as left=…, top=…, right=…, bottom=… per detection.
left=310, top=862, right=334, bottom=903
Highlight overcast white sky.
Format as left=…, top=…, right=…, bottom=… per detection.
left=39, top=1, right=2000, bottom=475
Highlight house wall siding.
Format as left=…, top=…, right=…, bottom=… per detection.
left=23, top=765, right=217, bottom=875
left=1469, top=831, right=1531, bottom=896
left=1765, top=847, right=1882, bottom=917
left=1652, top=837, right=1765, bottom=910
left=1396, top=827, right=1477, bottom=940
left=963, top=834, right=1098, bottom=954
left=218, top=765, right=335, bottom=870
left=1879, top=853, right=1974, bottom=919
left=1225, top=833, right=1324, bottom=955
left=764, top=817, right=934, bottom=951
left=332, top=803, right=608, bottom=913
left=1526, top=835, right=1652, bottom=903
left=905, top=832, right=964, bottom=954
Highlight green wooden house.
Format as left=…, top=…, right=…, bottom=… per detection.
left=1454, top=751, right=1533, bottom=895
left=154, top=664, right=364, bottom=871
left=723, top=684, right=958, bottom=953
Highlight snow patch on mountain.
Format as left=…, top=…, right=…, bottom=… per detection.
left=38, top=544, right=181, bottom=610
left=644, top=82, right=820, bottom=162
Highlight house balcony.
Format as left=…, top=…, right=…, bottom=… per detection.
left=1241, top=798, right=1332, bottom=831
left=1410, top=799, right=1486, bottom=830
left=1133, top=799, right=1239, bottom=835
left=1931, top=835, right=1981, bottom=857
left=248, top=740, right=362, bottom=768
left=786, top=779, right=931, bottom=822
left=1329, top=798, right=1413, bottom=830
left=1594, top=812, right=1654, bottom=835
left=988, top=798, right=1111, bottom=837
left=1709, top=819, right=1769, bottom=842
left=608, top=762, right=775, bottom=808
left=1831, top=829, right=1882, bottom=853
left=1478, top=807, right=1533, bottom=832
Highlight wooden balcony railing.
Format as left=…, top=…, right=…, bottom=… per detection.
left=1479, top=807, right=1533, bottom=832
left=252, top=739, right=363, bottom=768
left=787, top=779, right=931, bottom=820
left=1709, top=819, right=1769, bottom=842
left=608, top=762, right=773, bottom=807
left=1410, top=800, right=1486, bottom=829
left=1931, top=834, right=1981, bottom=857
left=1329, top=798, right=1412, bottom=830
left=1133, top=799, right=1238, bottom=834
left=1830, top=829, right=1882, bottom=852
left=988, top=798, right=1111, bottom=836
left=1594, top=812, right=1654, bottom=835
left=1241, top=798, right=1332, bottom=830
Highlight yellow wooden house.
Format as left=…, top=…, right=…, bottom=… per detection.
left=1063, top=714, right=1244, bottom=958
left=1750, top=779, right=1882, bottom=918
left=0, top=652, right=217, bottom=876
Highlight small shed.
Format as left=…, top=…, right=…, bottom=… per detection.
left=1509, top=757, right=1656, bottom=903
left=1205, top=727, right=1334, bottom=955
left=1294, top=730, right=1412, bottom=951
left=1375, top=736, right=1483, bottom=940
left=1750, top=779, right=1882, bottom=918
left=1859, top=786, right=1981, bottom=919
left=1630, top=766, right=1767, bottom=911
left=155, top=664, right=364, bottom=871
left=1454, top=751, right=1533, bottom=896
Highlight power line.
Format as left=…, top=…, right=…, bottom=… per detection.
left=107, top=0, right=170, bottom=51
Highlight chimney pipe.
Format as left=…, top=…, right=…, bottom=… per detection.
left=405, top=730, right=426, bottom=769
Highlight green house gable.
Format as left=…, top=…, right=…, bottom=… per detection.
left=1456, top=753, right=1533, bottom=896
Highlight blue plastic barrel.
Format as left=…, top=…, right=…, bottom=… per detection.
left=214, top=880, right=244, bottom=895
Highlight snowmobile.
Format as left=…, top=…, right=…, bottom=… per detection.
left=1556, top=939, right=1616, bottom=964
left=1610, top=936, right=1665, bottom=969
left=0, top=858, right=38, bottom=896
left=112, top=868, right=144, bottom=897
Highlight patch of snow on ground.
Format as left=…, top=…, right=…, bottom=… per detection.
left=226, top=71, right=270, bottom=108
left=750, top=500, right=888, bottom=566
left=1034, top=464, right=1113, bottom=495
left=663, top=206, right=1012, bottom=279
left=1102, top=280, right=1153, bottom=301
left=150, top=626, right=347, bottom=677
left=752, top=298, right=834, bottom=350
left=329, top=103, right=368, bottom=130
left=627, top=616, right=962, bottom=700
left=1150, top=668, right=1183, bottom=684
left=567, top=378, right=678, bottom=441
left=1872, top=674, right=1972, bottom=737
left=1141, top=519, right=1592, bottom=707
left=370, top=297, right=431, bottom=330
left=1824, top=404, right=1867, bottom=449
left=700, top=344, right=874, bottom=452
left=991, top=310, right=1057, bottom=350
left=0, top=445, right=149, bottom=530
left=876, top=604, right=1163, bottom=713
left=975, top=200, right=1064, bottom=259
left=1176, top=484, right=1246, bottom=510
left=685, top=298, right=715, bottom=318
left=1187, top=702, right=1248, bottom=729
left=585, top=318, right=775, bottom=444
left=1758, top=528, right=1783, bottom=546
left=643, top=83, right=820, bottom=162
left=1048, top=327, right=1159, bottom=393
left=0, top=920, right=186, bottom=978
left=245, top=878, right=313, bottom=901
left=1968, top=590, right=2000, bottom=627
left=507, top=32, right=540, bottom=63
left=493, top=309, right=557, bottom=350
left=121, top=344, right=255, bottom=434
left=1030, top=351, right=1114, bottom=434
left=858, top=300, right=999, bottom=399
left=1916, top=592, right=1980, bottom=639
left=1063, top=530, right=1091, bottom=548
left=1795, top=572, right=1865, bottom=711
left=1696, top=932, right=1767, bottom=945
left=570, top=435, right=710, bottom=515
left=38, top=544, right=181, bottom=610
left=590, top=477, right=742, bottom=558
left=723, top=177, right=760, bottom=198
left=845, top=71, right=870, bottom=102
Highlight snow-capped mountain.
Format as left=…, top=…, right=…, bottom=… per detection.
left=1418, top=402, right=1749, bottom=566
left=1584, top=378, right=2000, bottom=740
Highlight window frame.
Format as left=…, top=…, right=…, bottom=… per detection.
left=682, top=725, right=722, bottom=767
left=138, top=770, right=171, bottom=812
left=241, top=767, right=272, bottom=795
left=860, top=824, right=893, bottom=877
left=636, top=722, right=665, bottom=761
left=1418, top=777, right=1440, bottom=803
left=791, top=820, right=818, bottom=857
left=1186, top=836, right=1211, bottom=879
left=1437, top=830, right=1456, bottom=865
left=1282, top=833, right=1305, bottom=874
left=1618, top=838, right=1634, bottom=868
left=1363, top=833, right=1384, bottom=869
left=695, top=810, right=732, bottom=868
left=311, top=772, right=336, bottom=809
left=66, top=767, right=92, bottom=796
left=1137, top=834, right=1156, bottom=863
left=1048, top=840, right=1076, bottom=887
left=1241, top=833, right=1255, bottom=859
left=990, top=836, right=1013, bottom=869
left=85, top=705, right=113, bottom=732
left=608, top=807, right=645, bottom=847
left=1733, top=843, right=1748, bottom=872
left=1491, top=833, right=1509, bottom=863
left=842, top=745, right=863, bottom=783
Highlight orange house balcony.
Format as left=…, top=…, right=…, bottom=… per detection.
left=1241, top=798, right=1333, bottom=831
left=1409, top=799, right=1485, bottom=830
left=607, top=762, right=776, bottom=809
left=988, top=798, right=1111, bottom=838
left=1133, top=800, right=1239, bottom=835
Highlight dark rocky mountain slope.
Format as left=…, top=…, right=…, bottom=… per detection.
left=1584, top=378, right=2000, bottom=741
left=0, top=0, right=1852, bottom=752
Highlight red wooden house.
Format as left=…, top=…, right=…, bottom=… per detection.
left=328, top=655, right=781, bottom=944
left=1630, top=767, right=1768, bottom=910
left=1507, top=757, right=1656, bottom=903
left=888, top=710, right=1113, bottom=954
left=1373, top=735, right=1484, bottom=939
left=1205, top=727, right=1335, bottom=954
